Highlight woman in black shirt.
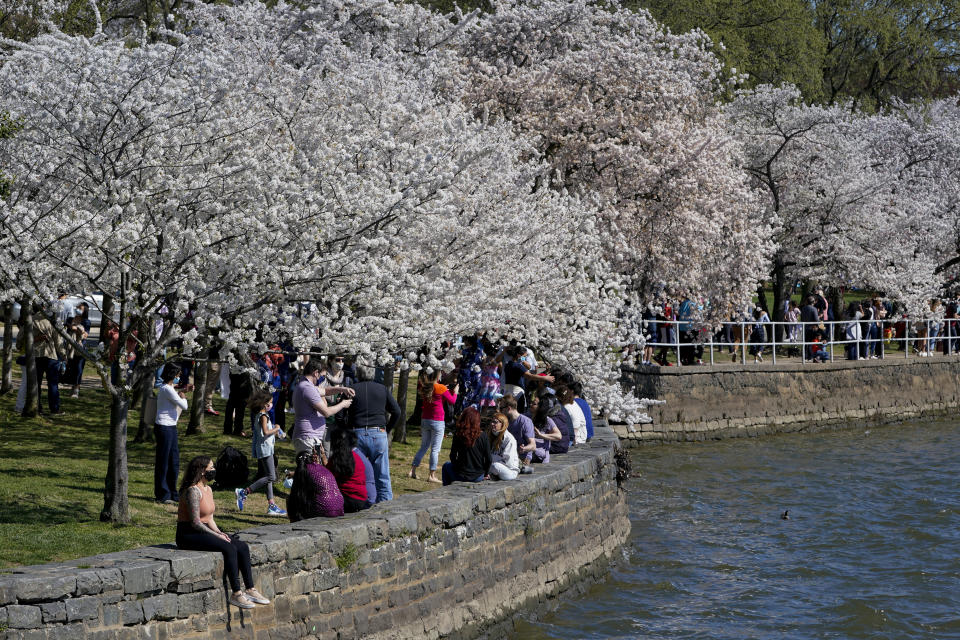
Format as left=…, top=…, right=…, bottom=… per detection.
left=441, top=407, right=492, bottom=485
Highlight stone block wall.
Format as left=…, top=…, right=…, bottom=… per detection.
left=0, top=426, right=629, bottom=639
left=619, top=358, right=960, bottom=445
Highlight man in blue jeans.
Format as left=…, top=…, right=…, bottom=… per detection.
left=346, top=362, right=401, bottom=502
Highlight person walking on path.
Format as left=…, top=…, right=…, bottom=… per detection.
left=346, top=361, right=401, bottom=502
left=155, top=364, right=190, bottom=504
left=176, top=456, right=270, bottom=610
left=236, top=390, right=287, bottom=516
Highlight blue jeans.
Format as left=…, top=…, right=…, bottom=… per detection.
left=35, top=357, right=61, bottom=413
left=355, top=427, right=392, bottom=502
left=413, top=419, right=445, bottom=471
left=154, top=424, right=180, bottom=502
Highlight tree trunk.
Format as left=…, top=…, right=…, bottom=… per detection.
left=1, top=301, right=13, bottom=395
left=382, top=364, right=395, bottom=396
left=21, top=300, right=39, bottom=417
left=771, top=263, right=790, bottom=342
left=100, top=293, right=115, bottom=345
left=186, top=343, right=209, bottom=436
left=132, top=380, right=154, bottom=444
left=101, top=390, right=131, bottom=523
left=755, top=282, right=769, bottom=314
left=393, top=367, right=409, bottom=444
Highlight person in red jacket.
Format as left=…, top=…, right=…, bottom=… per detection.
left=326, top=427, right=369, bottom=513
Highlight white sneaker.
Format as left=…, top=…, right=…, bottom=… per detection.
left=245, top=588, right=270, bottom=605
left=229, top=592, right=256, bottom=609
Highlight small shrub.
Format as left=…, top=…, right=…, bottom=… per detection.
left=335, top=543, right=359, bottom=571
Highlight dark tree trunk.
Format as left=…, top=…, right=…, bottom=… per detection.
left=382, top=364, right=395, bottom=396
left=132, top=380, right=154, bottom=444
left=1, top=301, right=13, bottom=395
left=392, top=367, right=409, bottom=444
left=101, top=390, right=131, bottom=523
left=755, top=282, right=769, bottom=314
left=771, top=262, right=790, bottom=342
left=186, top=342, right=209, bottom=436
left=99, top=293, right=115, bottom=345
left=21, top=300, right=38, bottom=417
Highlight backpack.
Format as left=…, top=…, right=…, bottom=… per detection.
left=214, top=446, right=249, bottom=489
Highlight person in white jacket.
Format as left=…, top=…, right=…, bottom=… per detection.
left=844, top=302, right=863, bottom=361
left=155, top=364, right=191, bottom=504
left=488, top=413, right=520, bottom=480
left=560, top=387, right=587, bottom=445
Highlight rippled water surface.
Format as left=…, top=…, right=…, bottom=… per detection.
left=512, top=421, right=960, bottom=639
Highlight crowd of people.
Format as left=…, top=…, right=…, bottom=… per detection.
left=637, top=290, right=960, bottom=365
left=269, top=335, right=595, bottom=520
left=164, top=334, right=596, bottom=610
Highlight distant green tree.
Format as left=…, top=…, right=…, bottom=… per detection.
left=0, top=0, right=187, bottom=42
left=815, top=0, right=960, bottom=111
left=637, top=0, right=960, bottom=109
left=636, top=0, right=826, bottom=100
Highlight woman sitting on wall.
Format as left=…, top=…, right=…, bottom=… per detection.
left=487, top=412, right=520, bottom=480
left=287, top=446, right=344, bottom=521
left=326, top=427, right=370, bottom=513
left=176, top=456, right=269, bottom=610
left=442, top=406, right=492, bottom=485
left=528, top=394, right=561, bottom=463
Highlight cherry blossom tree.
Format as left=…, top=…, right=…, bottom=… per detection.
left=0, top=0, right=654, bottom=522
left=727, top=84, right=960, bottom=317
left=449, top=0, right=772, bottom=321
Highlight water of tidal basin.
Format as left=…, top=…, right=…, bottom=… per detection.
left=511, top=420, right=960, bottom=639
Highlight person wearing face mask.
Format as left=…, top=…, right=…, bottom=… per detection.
left=321, top=355, right=353, bottom=431
left=155, top=364, right=191, bottom=505
left=291, top=359, right=354, bottom=456
left=176, top=456, right=269, bottom=610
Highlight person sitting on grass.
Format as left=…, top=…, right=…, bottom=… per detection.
left=235, top=390, right=287, bottom=517
left=287, top=446, right=344, bottom=521
left=442, top=406, right=492, bottom=485
left=176, top=456, right=269, bottom=610
left=326, top=427, right=370, bottom=513
left=487, top=412, right=520, bottom=480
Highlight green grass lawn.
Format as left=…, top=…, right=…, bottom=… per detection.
left=0, top=366, right=446, bottom=568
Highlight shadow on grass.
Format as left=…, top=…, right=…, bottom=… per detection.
left=0, top=369, right=442, bottom=565
left=0, top=496, right=97, bottom=525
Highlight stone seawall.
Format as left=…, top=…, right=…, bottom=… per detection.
left=618, top=358, right=960, bottom=445
left=0, top=426, right=628, bottom=640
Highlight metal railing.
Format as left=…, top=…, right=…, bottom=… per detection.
left=642, top=318, right=960, bottom=366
